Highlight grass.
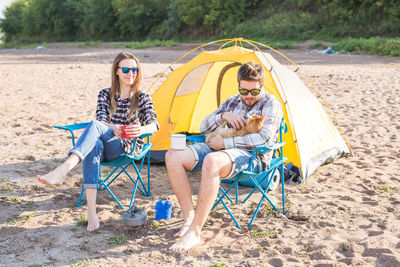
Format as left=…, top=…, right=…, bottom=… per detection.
left=378, top=185, right=395, bottom=193
left=0, top=41, right=48, bottom=49
left=209, top=264, right=227, bottom=267
left=26, top=201, right=35, bottom=207
left=0, top=185, right=13, bottom=193
left=76, top=214, right=88, bottom=226
left=7, top=212, right=35, bottom=225
left=342, top=242, right=350, bottom=251
left=28, top=262, right=55, bottom=267
left=264, top=206, right=278, bottom=216
left=107, top=233, right=128, bottom=245
left=77, top=41, right=102, bottom=48
left=333, top=37, right=400, bottom=56
left=70, top=257, right=94, bottom=266
left=6, top=196, right=20, bottom=203
left=0, top=178, right=8, bottom=183
left=149, top=219, right=168, bottom=230
left=102, top=168, right=111, bottom=177
left=122, top=39, right=177, bottom=49
left=215, top=252, right=229, bottom=258
left=1, top=37, right=399, bottom=56
left=310, top=41, right=327, bottom=49
left=204, top=219, right=213, bottom=227
left=249, top=229, right=278, bottom=239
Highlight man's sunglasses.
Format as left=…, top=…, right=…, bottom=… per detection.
left=238, top=87, right=262, bottom=96
left=118, top=67, right=139, bottom=74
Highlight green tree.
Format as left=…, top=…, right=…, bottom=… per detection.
left=0, top=0, right=26, bottom=41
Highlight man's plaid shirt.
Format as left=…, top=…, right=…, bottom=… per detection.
left=96, top=87, right=159, bottom=157
left=200, top=91, right=283, bottom=168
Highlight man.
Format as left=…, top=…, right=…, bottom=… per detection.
left=166, top=62, right=283, bottom=251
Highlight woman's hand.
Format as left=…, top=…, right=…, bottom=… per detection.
left=122, top=119, right=143, bottom=138
left=221, top=112, right=247, bottom=130
left=107, top=123, right=122, bottom=137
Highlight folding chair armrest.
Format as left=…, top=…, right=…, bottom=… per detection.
left=140, top=132, right=153, bottom=141
left=53, top=122, right=90, bottom=146
left=126, top=133, right=154, bottom=156
left=126, top=142, right=153, bottom=160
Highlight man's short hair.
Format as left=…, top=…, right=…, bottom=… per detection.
left=237, top=62, right=265, bottom=85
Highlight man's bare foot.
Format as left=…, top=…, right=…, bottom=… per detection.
left=174, top=211, right=195, bottom=238
left=87, top=213, right=100, bottom=232
left=37, top=166, right=67, bottom=186
left=174, top=223, right=191, bottom=239
left=169, top=230, right=201, bottom=251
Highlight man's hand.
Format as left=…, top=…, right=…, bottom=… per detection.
left=222, top=112, right=247, bottom=130
left=208, top=134, right=225, bottom=150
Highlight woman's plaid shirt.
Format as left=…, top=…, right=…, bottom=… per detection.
left=200, top=91, right=283, bottom=168
left=96, top=87, right=159, bottom=157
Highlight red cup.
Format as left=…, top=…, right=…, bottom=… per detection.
left=121, top=125, right=129, bottom=138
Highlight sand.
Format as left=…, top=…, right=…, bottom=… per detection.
left=0, top=44, right=399, bottom=266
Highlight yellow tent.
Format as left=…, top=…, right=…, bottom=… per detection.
left=147, top=38, right=351, bottom=179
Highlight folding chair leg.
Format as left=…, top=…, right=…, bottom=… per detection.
left=76, top=188, right=86, bottom=207
left=212, top=181, right=238, bottom=210
left=147, top=150, right=151, bottom=196
left=219, top=195, right=241, bottom=230
left=101, top=182, right=125, bottom=210
left=280, top=163, right=286, bottom=214
left=128, top=178, right=140, bottom=209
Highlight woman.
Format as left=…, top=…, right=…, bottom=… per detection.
left=37, top=52, right=159, bottom=232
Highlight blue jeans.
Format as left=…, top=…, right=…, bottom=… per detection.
left=188, top=143, right=265, bottom=178
left=69, top=120, right=126, bottom=189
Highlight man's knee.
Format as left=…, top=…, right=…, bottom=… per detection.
left=202, top=152, right=232, bottom=178
left=165, top=149, right=179, bottom=166
left=165, top=148, right=195, bottom=170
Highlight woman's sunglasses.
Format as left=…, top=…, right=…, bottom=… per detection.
left=118, top=67, right=139, bottom=74
left=238, top=87, right=262, bottom=96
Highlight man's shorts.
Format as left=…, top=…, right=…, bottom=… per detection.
left=188, top=143, right=266, bottom=178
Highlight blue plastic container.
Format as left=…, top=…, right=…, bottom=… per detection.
left=155, top=199, right=172, bottom=220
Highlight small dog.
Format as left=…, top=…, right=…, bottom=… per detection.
left=205, top=114, right=266, bottom=143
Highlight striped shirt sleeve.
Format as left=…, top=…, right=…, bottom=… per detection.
left=96, top=88, right=111, bottom=123
left=200, top=96, right=237, bottom=133
left=138, top=92, right=160, bottom=129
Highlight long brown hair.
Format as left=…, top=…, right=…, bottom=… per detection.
left=110, top=52, right=142, bottom=121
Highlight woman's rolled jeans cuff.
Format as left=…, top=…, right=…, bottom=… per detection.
left=83, top=183, right=98, bottom=189
left=68, top=149, right=84, bottom=161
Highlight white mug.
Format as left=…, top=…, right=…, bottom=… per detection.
left=170, top=134, right=186, bottom=150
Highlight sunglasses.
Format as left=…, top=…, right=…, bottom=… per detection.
left=118, top=66, right=139, bottom=74
left=238, top=87, right=262, bottom=96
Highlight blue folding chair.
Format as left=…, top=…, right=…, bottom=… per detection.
left=187, top=118, right=288, bottom=229
left=54, top=122, right=153, bottom=210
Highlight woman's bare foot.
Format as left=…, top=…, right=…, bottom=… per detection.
left=169, top=230, right=201, bottom=251
left=37, top=166, right=68, bottom=186
left=37, top=153, right=80, bottom=186
left=87, top=213, right=100, bottom=232
left=174, top=211, right=195, bottom=238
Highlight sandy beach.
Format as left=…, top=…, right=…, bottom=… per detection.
left=0, top=44, right=399, bottom=266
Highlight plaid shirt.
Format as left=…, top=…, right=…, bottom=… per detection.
left=96, top=88, right=159, bottom=157
left=200, top=91, right=283, bottom=167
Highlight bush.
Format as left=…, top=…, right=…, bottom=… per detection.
left=333, top=37, right=400, bottom=56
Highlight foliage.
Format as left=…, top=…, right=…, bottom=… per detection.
left=333, top=37, right=400, bottom=56
left=107, top=233, right=128, bottom=245
left=1, top=0, right=399, bottom=54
